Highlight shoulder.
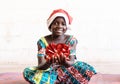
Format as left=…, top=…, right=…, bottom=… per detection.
left=67, top=34, right=78, bottom=41
left=65, top=34, right=78, bottom=45
left=70, top=35, right=78, bottom=45
left=37, top=35, right=51, bottom=47
left=37, top=35, right=50, bottom=42
left=65, top=34, right=77, bottom=39
left=44, top=34, right=51, bottom=39
left=71, top=35, right=78, bottom=42
left=37, top=37, right=44, bottom=47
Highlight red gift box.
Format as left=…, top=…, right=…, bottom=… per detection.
left=45, top=43, right=70, bottom=61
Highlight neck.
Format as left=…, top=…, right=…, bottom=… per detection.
left=51, top=34, right=66, bottom=43
left=52, top=34, right=64, bottom=39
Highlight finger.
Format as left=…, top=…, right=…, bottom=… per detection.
left=46, top=57, right=51, bottom=64
left=54, top=56, right=57, bottom=63
left=45, top=55, right=49, bottom=62
left=60, top=53, right=64, bottom=62
left=49, top=57, right=52, bottom=64
left=63, top=54, right=66, bottom=61
left=57, top=55, right=61, bottom=64
left=47, top=56, right=52, bottom=63
left=52, top=55, right=55, bottom=63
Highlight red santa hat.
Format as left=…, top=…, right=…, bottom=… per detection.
left=47, top=9, right=73, bottom=28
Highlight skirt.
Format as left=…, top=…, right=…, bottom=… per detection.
left=23, top=61, right=97, bottom=84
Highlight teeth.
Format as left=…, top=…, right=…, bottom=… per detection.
left=57, top=30, right=62, bottom=32
left=55, top=29, right=62, bottom=32
left=54, top=28, right=63, bottom=33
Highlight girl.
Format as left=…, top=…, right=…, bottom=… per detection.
left=23, top=9, right=96, bottom=84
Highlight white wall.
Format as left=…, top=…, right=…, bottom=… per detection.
left=0, top=0, right=120, bottom=73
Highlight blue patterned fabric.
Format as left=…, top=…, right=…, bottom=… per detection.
left=23, top=35, right=97, bottom=84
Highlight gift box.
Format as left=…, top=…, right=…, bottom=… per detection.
left=45, top=43, right=70, bottom=61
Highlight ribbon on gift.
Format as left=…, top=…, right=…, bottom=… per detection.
left=45, top=43, right=70, bottom=61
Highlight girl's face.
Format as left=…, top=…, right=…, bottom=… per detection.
left=50, top=17, right=67, bottom=36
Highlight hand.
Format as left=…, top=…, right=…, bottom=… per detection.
left=45, top=54, right=58, bottom=64
left=57, top=53, right=67, bottom=66
left=45, top=55, right=52, bottom=64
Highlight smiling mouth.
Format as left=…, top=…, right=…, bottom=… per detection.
left=57, top=30, right=63, bottom=32
left=56, top=30, right=63, bottom=34
left=54, top=29, right=63, bottom=32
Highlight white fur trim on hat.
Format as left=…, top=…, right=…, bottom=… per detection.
left=47, top=13, right=69, bottom=28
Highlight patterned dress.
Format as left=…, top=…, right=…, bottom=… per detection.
left=23, top=35, right=97, bottom=84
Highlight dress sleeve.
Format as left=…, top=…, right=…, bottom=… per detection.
left=68, top=36, right=78, bottom=59
left=37, top=38, right=46, bottom=57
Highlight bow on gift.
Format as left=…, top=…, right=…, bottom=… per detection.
left=45, top=43, right=70, bottom=61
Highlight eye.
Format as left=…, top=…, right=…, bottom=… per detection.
left=53, top=22, right=58, bottom=26
left=52, top=20, right=66, bottom=27
left=62, top=22, right=66, bottom=26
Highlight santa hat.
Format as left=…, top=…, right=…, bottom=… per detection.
left=47, top=9, right=73, bottom=28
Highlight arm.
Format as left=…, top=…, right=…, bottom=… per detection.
left=37, top=56, right=51, bottom=70
left=58, top=36, right=78, bottom=68
left=62, top=54, right=75, bottom=68
left=37, top=42, right=52, bottom=70
left=65, top=38, right=78, bottom=67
